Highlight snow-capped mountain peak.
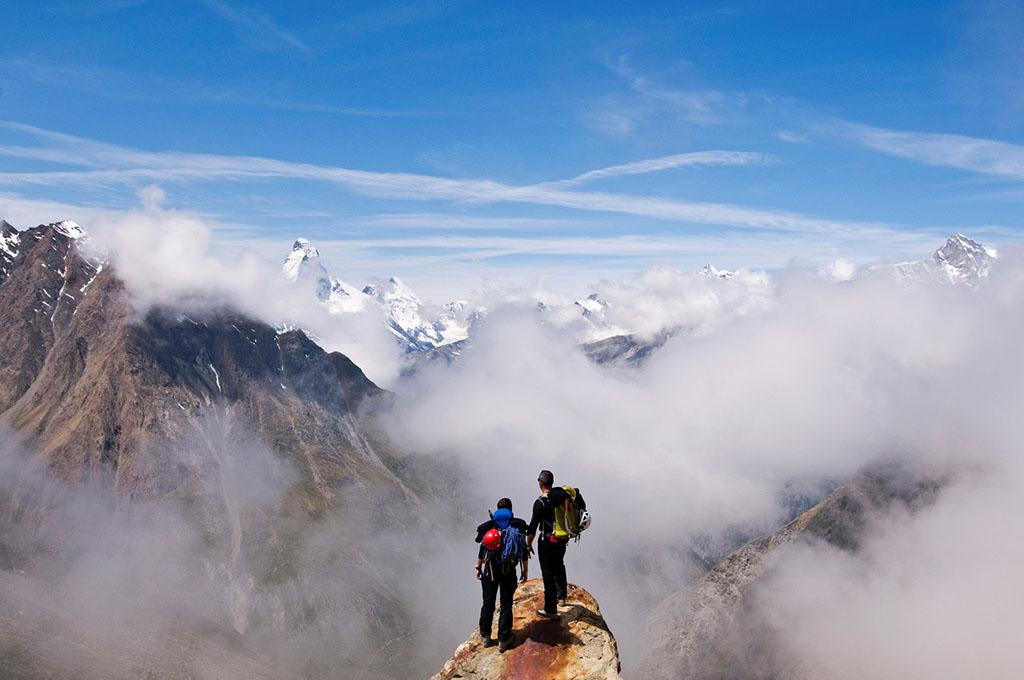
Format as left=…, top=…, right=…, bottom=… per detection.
left=281, top=239, right=467, bottom=351
left=701, top=263, right=736, bottom=279
left=882, top=233, right=997, bottom=286
left=932, top=234, right=997, bottom=282
left=574, top=292, right=606, bottom=316
left=362, top=276, right=447, bottom=350
left=282, top=238, right=323, bottom=282
left=52, top=220, right=85, bottom=240
left=282, top=238, right=368, bottom=311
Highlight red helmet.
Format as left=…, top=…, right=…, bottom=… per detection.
left=482, top=528, right=502, bottom=551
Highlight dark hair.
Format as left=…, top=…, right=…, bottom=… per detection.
left=496, top=497, right=512, bottom=510
left=537, top=470, right=554, bottom=489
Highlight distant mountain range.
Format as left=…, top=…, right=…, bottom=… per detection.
left=282, top=238, right=473, bottom=352
left=585, top=234, right=999, bottom=368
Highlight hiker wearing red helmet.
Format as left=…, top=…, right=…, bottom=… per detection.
left=474, top=498, right=530, bottom=651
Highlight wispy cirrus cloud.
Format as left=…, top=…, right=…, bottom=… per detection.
left=613, top=57, right=747, bottom=126
left=555, top=151, right=772, bottom=186
left=841, top=122, right=1024, bottom=181
left=584, top=57, right=756, bottom=137
left=0, top=121, right=887, bottom=234
left=354, top=213, right=586, bottom=231
left=3, top=56, right=429, bottom=117
left=200, top=0, right=311, bottom=54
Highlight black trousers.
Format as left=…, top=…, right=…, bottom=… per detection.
left=479, top=564, right=518, bottom=641
left=537, top=537, right=567, bottom=613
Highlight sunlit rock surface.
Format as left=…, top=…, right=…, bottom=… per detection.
left=433, top=579, right=622, bottom=680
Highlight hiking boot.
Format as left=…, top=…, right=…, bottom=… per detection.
left=481, top=636, right=497, bottom=648
left=498, top=635, right=515, bottom=652
left=557, top=597, right=568, bottom=608
left=536, top=609, right=559, bottom=619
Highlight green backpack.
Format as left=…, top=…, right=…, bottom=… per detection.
left=552, top=486, right=583, bottom=541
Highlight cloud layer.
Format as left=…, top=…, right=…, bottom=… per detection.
left=384, top=248, right=1024, bottom=670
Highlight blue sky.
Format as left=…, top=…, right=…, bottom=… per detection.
left=1, top=0, right=1023, bottom=299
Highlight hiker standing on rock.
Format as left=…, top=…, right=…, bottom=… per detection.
left=475, top=498, right=529, bottom=652
left=527, top=469, right=587, bottom=619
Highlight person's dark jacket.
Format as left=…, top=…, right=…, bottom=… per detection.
left=528, top=487, right=586, bottom=540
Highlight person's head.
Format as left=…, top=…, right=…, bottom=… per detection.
left=537, top=469, right=554, bottom=492
left=496, top=497, right=512, bottom=511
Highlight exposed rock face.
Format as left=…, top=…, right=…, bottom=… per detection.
left=433, top=579, right=622, bottom=680
left=581, top=330, right=674, bottom=368
left=637, top=465, right=942, bottom=680
left=0, top=221, right=405, bottom=503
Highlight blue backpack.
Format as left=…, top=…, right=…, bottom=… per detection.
left=490, top=508, right=527, bottom=565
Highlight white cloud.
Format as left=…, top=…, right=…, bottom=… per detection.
left=611, top=57, right=750, bottom=126
left=760, top=471, right=1024, bottom=679
left=841, top=122, right=1024, bottom=181
left=386, top=252, right=1024, bottom=668
left=0, top=192, right=110, bottom=228
left=823, top=257, right=857, bottom=281
left=81, top=195, right=403, bottom=385
left=554, top=150, right=772, bottom=186
left=200, top=0, right=311, bottom=54
left=0, top=122, right=885, bottom=234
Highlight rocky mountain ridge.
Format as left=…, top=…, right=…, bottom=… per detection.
left=637, top=464, right=943, bottom=679
left=0, top=219, right=427, bottom=679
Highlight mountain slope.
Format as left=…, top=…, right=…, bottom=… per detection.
left=637, top=464, right=942, bottom=680
left=0, top=220, right=425, bottom=680
left=1, top=224, right=402, bottom=501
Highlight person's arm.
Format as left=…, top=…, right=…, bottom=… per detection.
left=512, top=519, right=530, bottom=581
left=526, top=497, right=544, bottom=553
left=476, top=543, right=486, bottom=579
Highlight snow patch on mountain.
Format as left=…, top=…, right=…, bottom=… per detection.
left=362, top=277, right=447, bottom=351
left=571, top=293, right=629, bottom=341
left=1, top=221, right=19, bottom=259
left=52, top=220, right=85, bottom=240
left=436, top=300, right=472, bottom=344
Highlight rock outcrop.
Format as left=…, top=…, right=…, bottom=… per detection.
left=433, top=579, right=622, bottom=680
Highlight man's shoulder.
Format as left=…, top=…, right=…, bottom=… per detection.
left=475, top=519, right=495, bottom=540
left=510, top=517, right=529, bottom=530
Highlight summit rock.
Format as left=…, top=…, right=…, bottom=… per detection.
left=432, top=579, right=622, bottom=680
